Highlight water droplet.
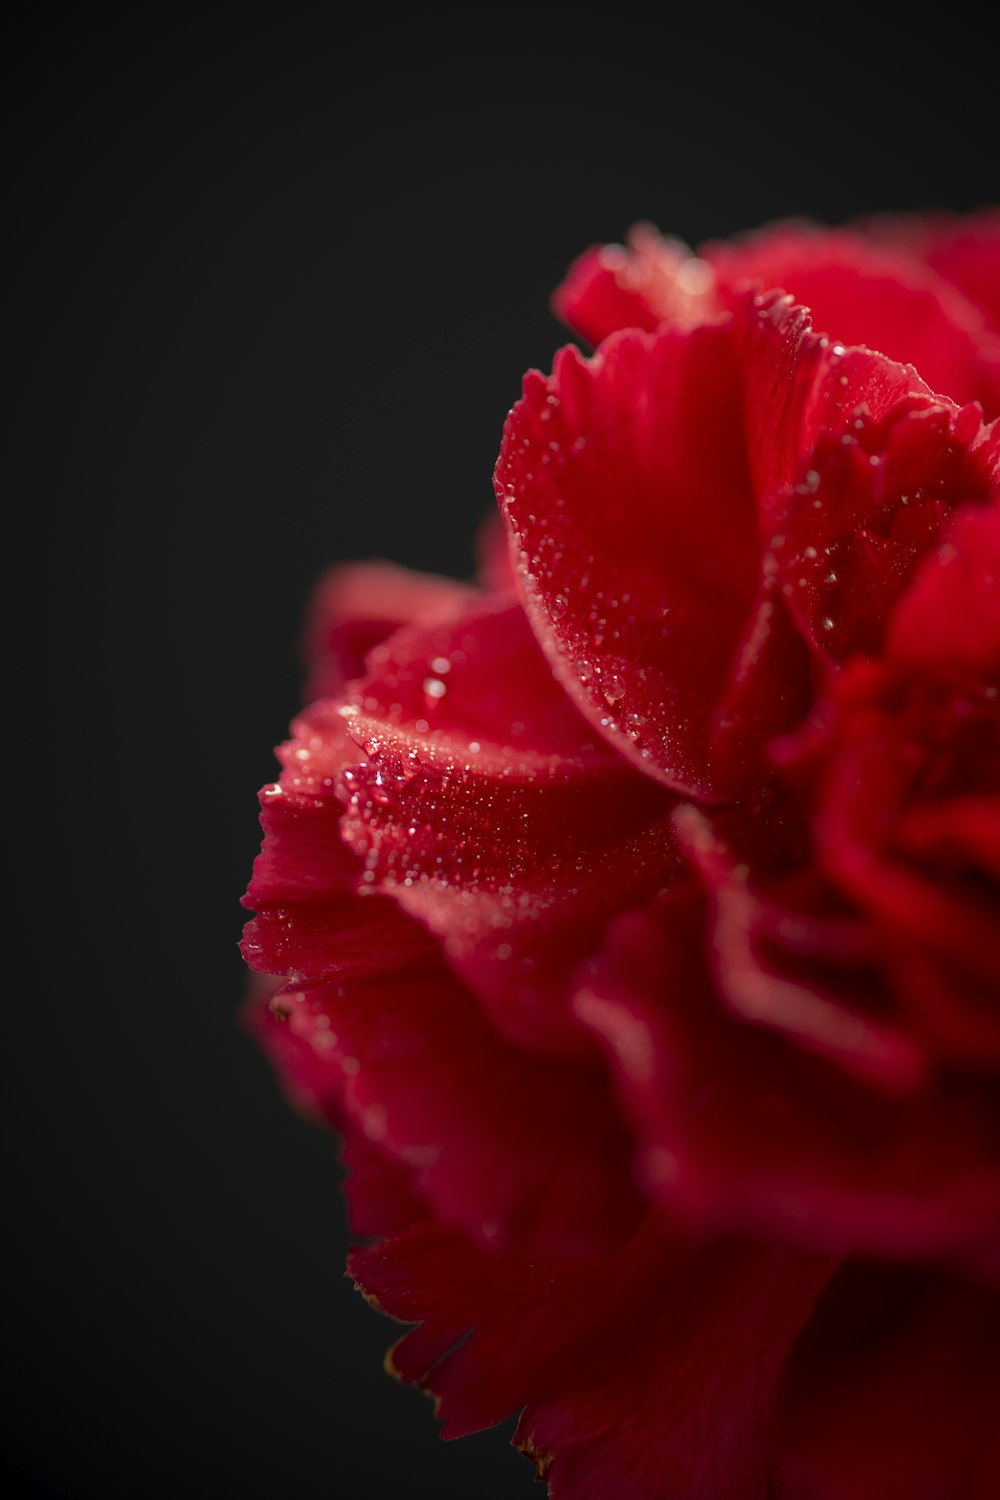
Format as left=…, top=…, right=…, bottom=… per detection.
left=602, top=673, right=626, bottom=705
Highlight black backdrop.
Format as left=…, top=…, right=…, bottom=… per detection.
left=6, top=11, right=996, bottom=1498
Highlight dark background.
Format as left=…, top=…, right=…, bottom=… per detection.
left=6, top=11, right=996, bottom=1497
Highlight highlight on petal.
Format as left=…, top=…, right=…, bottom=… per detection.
left=350, top=1216, right=833, bottom=1500
left=552, top=222, right=719, bottom=346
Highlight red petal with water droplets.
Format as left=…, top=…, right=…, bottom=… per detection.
left=494, top=320, right=763, bottom=797
left=774, top=1263, right=1000, bottom=1499
left=764, top=400, right=998, bottom=666
left=552, top=222, right=720, bottom=346
left=350, top=1217, right=832, bottom=1499
left=304, top=560, right=477, bottom=699
left=495, top=296, right=950, bottom=797
left=240, top=711, right=437, bottom=983
left=333, top=595, right=678, bottom=1055
left=573, top=881, right=1000, bottom=1274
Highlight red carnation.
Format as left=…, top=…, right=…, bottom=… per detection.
left=241, top=211, right=1000, bottom=1497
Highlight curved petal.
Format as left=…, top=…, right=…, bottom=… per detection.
left=496, top=294, right=951, bottom=797
left=494, top=319, right=762, bottom=796
left=705, top=221, right=1000, bottom=416
left=552, top=222, right=719, bottom=346
left=673, top=804, right=928, bottom=1094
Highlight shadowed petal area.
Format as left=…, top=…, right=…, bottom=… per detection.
left=779, top=507, right=1000, bottom=1068
left=673, top=804, right=928, bottom=1094
left=331, top=595, right=679, bottom=1055
left=573, top=883, right=1000, bottom=1276
left=773, top=1263, right=1000, bottom=1498
left=251, top=962, right=643, bottom=1253
left=350, top=1217, right=833, bottom=1500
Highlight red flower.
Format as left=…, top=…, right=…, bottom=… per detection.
left=241, top=212, right=1000, bottom=1497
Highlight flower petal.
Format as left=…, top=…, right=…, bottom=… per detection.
left=573, top=882, right=1000, bottom=1274
left=765, top=400, right=998, bottom=665
left=552, top=223, right=719, bottom=346
left=332, top=594, right=678, bottom=1055
left=673, top=803, right=928, bottom=1094
left=887, top=502, right=1000, bottom=677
